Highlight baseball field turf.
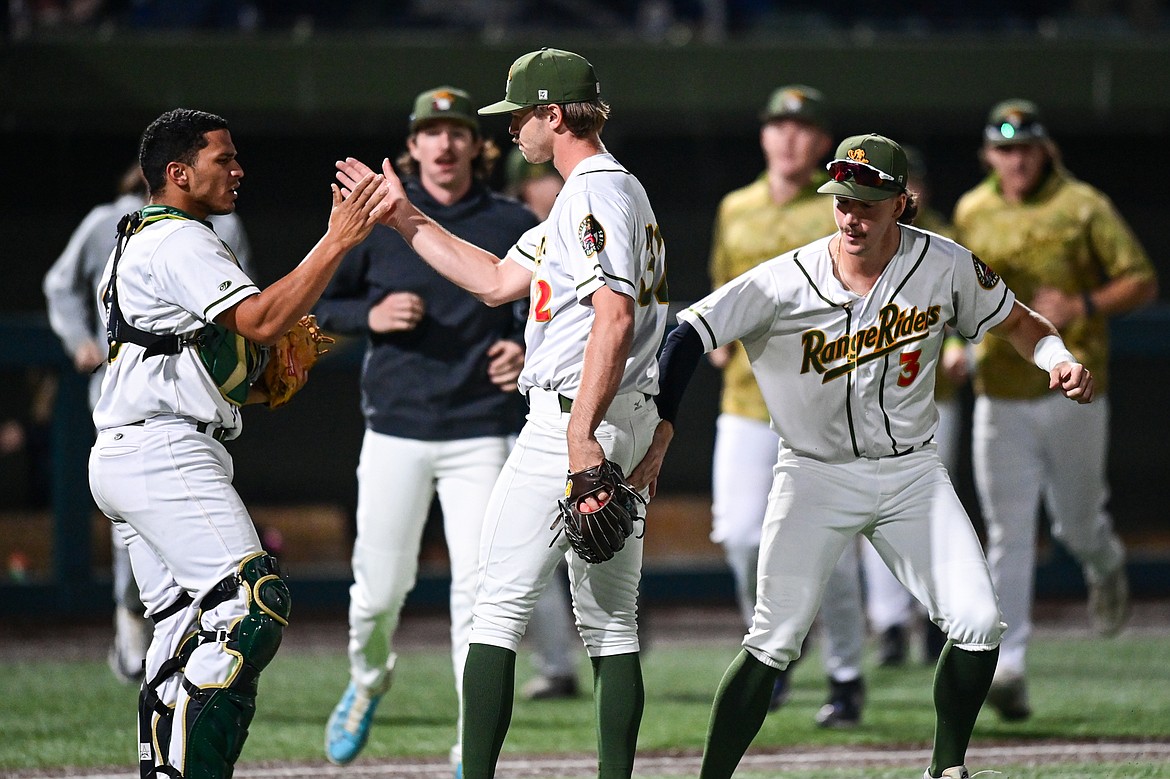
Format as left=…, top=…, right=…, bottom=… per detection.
left=3, top=603, right=1168, bottom=778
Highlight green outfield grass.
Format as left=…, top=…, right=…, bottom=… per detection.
left=3, top=628, right=1168, bottom=776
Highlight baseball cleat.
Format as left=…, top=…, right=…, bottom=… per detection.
left=986, top=673, right=1031, bottom=721
left=106, top=642, right=145, bottom=685
left=522, top=673, right=579, bottom=700
left=814, top=677, right=864, bottom=728
left=1088, top=564, right=1130, bottom=637
left=325, top=681, right=383, bottom=765
left=877, top=624, right=907, bottom=667
left=924, top=767, right=969, bottom=779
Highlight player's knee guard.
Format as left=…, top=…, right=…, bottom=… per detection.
left=182, top=553, right=291, bottom=779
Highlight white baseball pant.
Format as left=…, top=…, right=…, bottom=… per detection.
left=973, top=393, right=1123, bottom=675
left=470, top=388, right=658, bottom=656
left=745, top=446, right=1004, bottom=669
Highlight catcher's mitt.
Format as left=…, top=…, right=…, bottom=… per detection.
left=550, top=459, right=647, bottom=564
left=254, top=314, right=335, bottom=409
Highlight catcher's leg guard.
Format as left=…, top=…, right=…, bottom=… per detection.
left=136, top=589, right=198, bottom=779
left=181, top=553, right=291, bottom=779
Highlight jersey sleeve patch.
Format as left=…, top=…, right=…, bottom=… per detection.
left=971, top=254, right=1001, bottom=289
left=578, top=214, right=606, bottom=257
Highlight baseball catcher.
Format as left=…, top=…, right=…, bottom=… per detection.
left=252, top=314, right=334, bottom=408
left=551, top=459, right=646, bottom=564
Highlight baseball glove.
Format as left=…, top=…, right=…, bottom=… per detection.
left=254, top=315, right=335, bottom=409
left=551, top=459, right=647, bottom=564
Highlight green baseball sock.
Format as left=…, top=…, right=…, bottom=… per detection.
left=699, top=649, right=778, bottom=779
left=461, top=643, right=516, bottom=779
left=929, top=641, right=999, bottom=777
left=591, top=652, right=644, bottom=779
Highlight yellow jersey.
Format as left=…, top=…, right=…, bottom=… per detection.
left=954, top=166, right=1155, bottom=398
left=708, top=173, right=836, bottom=423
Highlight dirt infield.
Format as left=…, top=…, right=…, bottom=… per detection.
left=11, top=740, right=1170, bottom=778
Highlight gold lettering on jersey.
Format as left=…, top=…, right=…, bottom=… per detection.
left=800, top=303, right=941, bottom=381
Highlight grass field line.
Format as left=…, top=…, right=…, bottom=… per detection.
left=53, top=741, right=1170, bottom=779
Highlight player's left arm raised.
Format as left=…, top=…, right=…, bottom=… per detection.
left=990, top=300, right=1094, bottom=404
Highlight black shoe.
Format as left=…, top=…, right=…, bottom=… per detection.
left=521, top=674, right=579, bottom=701
left=814, top=677, right=864, bottom=728
left=922, top=617, right=947, bottom=663
left=878, top=625, right=908, bottom=667
left=768, top=667, right=791, bottom=712
left=986, top=674, right=1031, bottom=722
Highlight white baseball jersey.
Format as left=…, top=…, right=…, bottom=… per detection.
left=506, top=152, right=668, bottom=397
left=679, top=226, right=1015, bottom=463
left=93, top=212, right=259, bottom=435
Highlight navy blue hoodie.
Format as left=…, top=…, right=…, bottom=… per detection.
left=314, top=177, right=537, bottom=440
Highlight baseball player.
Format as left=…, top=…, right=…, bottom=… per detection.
left=631, top=134, right=1093, bottom=779
left=706, top=84, right=868, bottom=725
left=336, top=47, right=668, bottom=779
left=954, top=99, right=1158, bottom=720
left=88, top=108, right=384, bottom=779
left=43, top=160, right=250, bottom=686
left=859, top=146, right=956, bottom=667
left=501, top=146, right=583, bottom=702
left=316, top=86, right=537, bottom=768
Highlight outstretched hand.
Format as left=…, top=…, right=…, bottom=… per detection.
left=1050, top=362, right=1094, bottom=404
left=327, top=172, right=386, bottom=251
left=337, top=157, right=406, bottom=228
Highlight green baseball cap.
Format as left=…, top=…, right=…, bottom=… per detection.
left=479, top=48, right=601, bottom=115
left=984, top=99, right=1048, bottom=145
left=409, top=86, right=480, bottom=134
left=817, top=134, right=908, bottom=202
left=760, top=84, right=828, bottom=130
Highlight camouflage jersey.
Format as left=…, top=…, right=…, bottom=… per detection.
left=709, top=172, right=836, bottom=423
left=954, top=165, right=1155, bottom=398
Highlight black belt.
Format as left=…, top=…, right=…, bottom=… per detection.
left=195, top=421, right=229, bottom=442
left=886, top=437, right=933, bottom=458
left=529, top=393, right=652, bottom=414
left=526, top=392, right=575, bottom=413
left=126, top=419, right=228, bottom=442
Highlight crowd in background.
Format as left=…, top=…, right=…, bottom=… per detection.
left=7, top=0, right=1167, bottom=40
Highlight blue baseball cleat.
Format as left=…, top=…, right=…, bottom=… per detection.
left=325, top=681, right=383, bottom=765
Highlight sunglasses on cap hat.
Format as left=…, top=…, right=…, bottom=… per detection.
left=826, top=160, right=897, bottom=189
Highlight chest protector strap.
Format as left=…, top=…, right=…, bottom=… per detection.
left=103, top=206, right=267, bottom=406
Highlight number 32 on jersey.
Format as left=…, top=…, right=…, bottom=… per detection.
left=530, top=223, right=668, bottom=322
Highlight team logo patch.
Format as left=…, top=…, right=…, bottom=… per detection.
left=430, top=90, right=456, bottom=111
left=846, top=147, right=870, bottom=164
left=971, top=254, right=1001, bottom=289
left=780, top=88, right=807, bottom=111
left=218, top=280, right=232, bottom=291
left=578, top=214, right=606, bottom=257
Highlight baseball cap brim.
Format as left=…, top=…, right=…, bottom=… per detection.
left=984, top=126, right=1048, bottom=146
left=478, top=99, right=528, bottom=116
left=817, top=180, right=901, bottom=202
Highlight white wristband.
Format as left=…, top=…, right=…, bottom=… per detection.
left=1033, top=334, right=1077, bottom=372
